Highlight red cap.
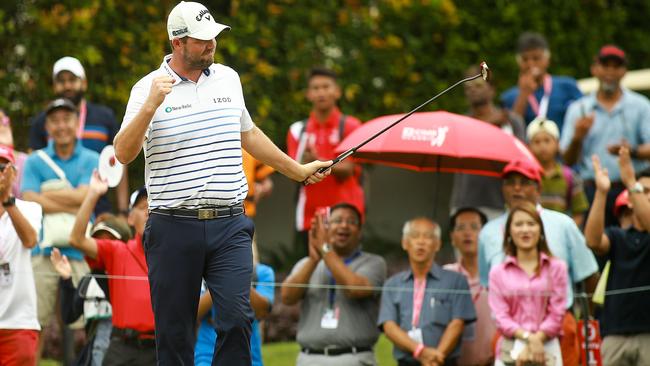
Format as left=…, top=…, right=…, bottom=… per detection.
left=0, top=144, right=15, bottom=164
left=598, top=45, right=626, bottom=64
left=614, top=190, right=630, bottom=217
left=502, top=159, right=542, bottom=183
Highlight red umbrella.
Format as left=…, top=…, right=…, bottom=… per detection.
left=335, top=111, right=539, bottom=178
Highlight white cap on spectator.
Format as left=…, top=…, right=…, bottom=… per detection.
left=167, top=1, right=230, bottom=40
left=52, top=56, right=86, bottom=79
left=526, top=117, right=560, bottom=141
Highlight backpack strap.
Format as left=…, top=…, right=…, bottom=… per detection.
left=338, top=114, right=347, bottom=141
left=36, top=150, right=68, bottom=181
left=561, top=165, right=574, bottom=212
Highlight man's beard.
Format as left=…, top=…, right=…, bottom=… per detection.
left=184, top=52, right=213, bottom=70
left=58, top=90, right=84, bottom=105
left=601, top=81, right=619, bottom=96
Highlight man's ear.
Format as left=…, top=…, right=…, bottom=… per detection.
left=401, top=238, right=408, bottom=252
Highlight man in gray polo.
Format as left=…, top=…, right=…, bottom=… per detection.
left=281, top=203, right=387, bottom=366
left=379, top=218, right=475, bottom=366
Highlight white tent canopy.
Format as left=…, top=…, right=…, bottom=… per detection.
left=577, top=68, right=650, bottom=93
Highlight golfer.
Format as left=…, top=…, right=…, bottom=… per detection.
left=113, top=2, right=330, bottom=364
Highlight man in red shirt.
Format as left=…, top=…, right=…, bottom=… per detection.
left=286, top=68, right=365, bottom=248
left=69, top=172, right=155, bottom=365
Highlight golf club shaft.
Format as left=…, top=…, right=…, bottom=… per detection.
left=316, top=72, right=483, bottom=174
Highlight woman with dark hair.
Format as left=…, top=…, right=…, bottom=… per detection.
left=489, top=202, right=567, bottom=366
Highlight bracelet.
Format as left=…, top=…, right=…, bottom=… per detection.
left=413, top=343, right=425, bottom=358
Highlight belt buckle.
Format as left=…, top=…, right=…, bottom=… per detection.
left=198, top=209, right=216, bottom=220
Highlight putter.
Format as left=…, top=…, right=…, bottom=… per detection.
left=305, top=62, right=490, bottom=183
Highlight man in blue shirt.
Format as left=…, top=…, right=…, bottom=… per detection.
left=561, top=45, right=650, bottom=227
left=379, top=217, right=475, bottom=366
left=478, top=159, right=598, bottom=366
left=21, top=98, right=99, bottom=357
left=28, top=56, right=128, bottom=215
left=501, top=32, right=582, bottom=132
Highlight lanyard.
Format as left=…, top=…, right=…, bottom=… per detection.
left=528, top=75, right=553, bottom=119
left=76, top=99, right=87, bottom=139
left=326, top=250, right=361, bottom=308
left=411, top=277, right=427, bottom=328
left=455, top=262, right=482, bottom=303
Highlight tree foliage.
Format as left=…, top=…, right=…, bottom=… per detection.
left=1, top=0, right=647, bottom=185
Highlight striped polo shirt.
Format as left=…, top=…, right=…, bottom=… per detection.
left=121, top=55, right=255, bottom=210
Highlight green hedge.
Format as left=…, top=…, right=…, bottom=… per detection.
left=2, top=0, right=647, bottom=187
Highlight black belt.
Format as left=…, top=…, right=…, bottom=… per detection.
left=151, top=203, right=245, bottom=220
left=301, top=346, right=372, bottom=356
left=111, top=327, right=155, bottom=348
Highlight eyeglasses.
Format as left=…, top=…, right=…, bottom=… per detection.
left=0, top=163, right=11, bottom=171
left=503, top=176, right=537, bottom=187
left=329, top=218, right=360, bottom=226
left=453, top=223, right=482, bottom=232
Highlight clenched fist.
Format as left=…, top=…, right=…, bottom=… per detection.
left=147, top=75, right=175, bottom=108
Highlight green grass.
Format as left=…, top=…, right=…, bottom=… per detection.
left=41, top=335, right=397, bottom=366
left=262, top=335, right=397, bottom=366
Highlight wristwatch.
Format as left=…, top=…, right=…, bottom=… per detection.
left=320, top=243, right=332, bottom=255
left=630, top=181, right=645, bottom=194
left=2, top=196, right=15, bottom=208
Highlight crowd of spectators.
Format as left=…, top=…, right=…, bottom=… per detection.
left=1, top=28, right=650, bottom=366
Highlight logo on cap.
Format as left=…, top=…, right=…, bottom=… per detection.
left=196, top=9, right=211, bottom=21
left=172, top=27, right=188, bottom=36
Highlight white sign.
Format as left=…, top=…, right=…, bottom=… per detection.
left=401, top=126, right=449, bottom=147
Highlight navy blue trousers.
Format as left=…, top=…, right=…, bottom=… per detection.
left=144, top=212, right=255, bottom=365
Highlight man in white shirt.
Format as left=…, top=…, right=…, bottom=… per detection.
left=0, top=144, right=42, bottom=365
left=113, top=2, right=330, bottom=364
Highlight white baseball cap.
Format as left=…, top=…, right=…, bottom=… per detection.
left=167, top=1, right=230, bottom=41
left=52, top=56, right=86, bottom=79
left=526, top=117, right=560, bottom=141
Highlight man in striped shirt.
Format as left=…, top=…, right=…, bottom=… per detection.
left=113, top=2, right=330, bottom=365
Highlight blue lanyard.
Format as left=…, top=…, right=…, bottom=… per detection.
left=326, top=250, right=362, bottom=308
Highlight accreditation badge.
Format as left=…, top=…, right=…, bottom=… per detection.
left=0, top=262, right=12, bottom=287
left=408, top=327, right=423, bottom=344
left=320, top=307, right=339, bottom=329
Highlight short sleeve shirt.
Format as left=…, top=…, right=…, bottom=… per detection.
left=601, top=227, right=650, bottom=336
left=560, top=89, right=650, bottom=180
left=478, top=207, right=598, bottom=308
left=21, top=141, right=98, bottom=260
left=540, top=162, right=589, bottom=215
left=377, top=264, right=476, bottom=362
left=242, top=150, right=274, bottom=217
left=28, top=101, right=119, bottom=153
left=121, top=55, right=255, bottom=210
left=501, top=75, right=583, bottom=131
left=87, top=235, right=155, bottom=333
left=292, top=251, right=387, bottom=349
left=0, top=199, right=42, bottom=330
left=286, top=107, right=365, bottom=231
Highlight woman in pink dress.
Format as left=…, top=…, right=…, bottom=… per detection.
left=489, top=202, right=567, bottom=366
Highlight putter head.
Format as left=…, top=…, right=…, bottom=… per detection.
left=480, top=62, right=490, bottom=81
